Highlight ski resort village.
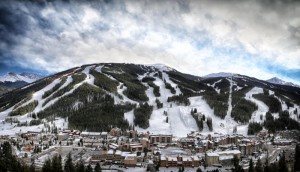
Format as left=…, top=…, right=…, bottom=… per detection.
left=0, top=63, right=299, bottom=171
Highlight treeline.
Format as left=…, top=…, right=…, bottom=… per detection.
left=231, top=85, right=253, bottom=106
left=231, top=99, right=257, bottom=123
left=90, top=69, right=119, bottom=92
left=201, top=79, right=230, bottom=119
left=43, top=74, right=86, bottom=106
left=142, top=76, right=160, bottom=97
left=102, top=64, right=149, bottom=102
left=148, top=81, right=160, bottom=97
left=264, top=111, right=300, bottom=132
left=0, top=77, right=53, bottom=112
left=0, top=141, right=32, bottom=172
left=167, top=94, right=190, bottom=106
left=38, top=83, right=135, bottom=131
left=191, top=108, right=204, bottom=131
left=167, top=71, right=205, bottom=96
left=202, top=90, right=228, bottom=119
left=9, top=100, right=38, bottom=116
left=155, top=99, right=163, bottom=109
left=103, top=72, right=148, bottom=102
left=42, top=153, right=102, bottom=172
left=164, top=80, right=176, bottom=94
left=42, top=76, right=67, bottom=99
left=134, top=102, right=153, bottom=129
left=252, top=93, right=282, bottom=113
left=247, top=122, right=262, bottom=135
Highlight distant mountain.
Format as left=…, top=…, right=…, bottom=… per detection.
left=266, top=77, right=299, bottom=87
left=203, top=72, right=238, bottom=78
left=0, top=72, right=44, bottom=94
left=0, top=72, right=44, bottom=83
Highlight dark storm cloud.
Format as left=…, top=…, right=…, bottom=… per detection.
left=0, top=0, right=299, bottom=84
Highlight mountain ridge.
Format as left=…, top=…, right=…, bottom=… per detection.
left=266, top=77, right=299, bottom=88
left=0, top=63, right=299, bottom=137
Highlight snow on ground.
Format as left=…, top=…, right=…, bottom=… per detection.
left=94, top=65, right=103, bottom=73
left=81, top=65, right=96, bottom=86
left=161, top=72, right=181, bottom=96
left=116, top=84, right=138, bottom=104
left=207, top=79, right=222, bottom=94
left=0, top=122, right=44, bottom=136
left=134, top=72, right=199, bottom=137
left=136, top=105, right=198, bottom=137
left=43, top=73, right=88, bottom=110
left=124, top=110, right=134, bottom=126
left=151, top=63, right=174, bottom=72
left=0, top=78, right=65, bottom=134
left=224, top=78, right=239, bottom=134
left=245, top=87, right=269, bottom=123
left=53, top=117, right=68, bottom=130
left=39, top=76, right=73, bottom=110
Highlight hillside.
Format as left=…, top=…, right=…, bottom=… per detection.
left=0, top=63, right=299, bottom=137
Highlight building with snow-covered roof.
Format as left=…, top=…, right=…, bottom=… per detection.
left=149, top=134, right=172, bottom=144
left=90, top=149, right=107, bottom=162
left=159, top=155, right=200, bottom=167
left=124, top=154, right=137, bottom=167
left=81, top=132, right=101, bottom=138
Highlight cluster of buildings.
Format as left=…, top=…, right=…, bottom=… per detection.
left=0, top=126, right=298, bottom=171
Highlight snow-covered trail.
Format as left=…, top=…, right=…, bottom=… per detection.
left=82, top=65, right=96, bottom=87
left=245, top=87, right=269, bottom=123
left=224, top=78, right=237, bottom=133
left=161, top=72, right=181, bottom=96
left=135, top=105, right=198, bottom=137
left=41, top=76, right=73, bottom=109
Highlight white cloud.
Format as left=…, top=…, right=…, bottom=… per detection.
left=3, top=0, right=300, bottom=83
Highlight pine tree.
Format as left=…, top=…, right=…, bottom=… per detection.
left=51, top=155, right=63, bottom=172
left=295, top=144, right=300, bottom=171
left=196, top=167, right=202, bottom=172
left=75, top=160, right=85, bottom=172
left=86, top=164, right=93, bottom=172
left=94, top=162, right=101, bottom=172
left=232, top=155, right=244, bottom=172
left=255, top=158, right=263, bottom=172
left=249, top=158, right=254, bottom=172
left=278, top=153, right=288, bottom=172
left=64, top=153, right=75, bottom=172
left=42, top=158, right=52, bottom=172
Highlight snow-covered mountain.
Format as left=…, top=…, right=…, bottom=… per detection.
left=0, top=72, right=44, bottom=83
left=266, top=77, right=299, bottom=87
left=0, top=63, right=299, bottom=137
left=204, top=72, right=238, bottom=78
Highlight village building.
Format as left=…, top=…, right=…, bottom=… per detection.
left=124, top=154, right=137, bottom=167
left=149, top=134, right=172, bottom=144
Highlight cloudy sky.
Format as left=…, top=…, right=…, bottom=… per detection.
left=0, top=0, right=300, bottom=84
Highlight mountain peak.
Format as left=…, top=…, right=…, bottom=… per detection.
left=203, top=72, right=238, bottom=78
left=266, top=77, right=298, bottom=87
left=0, top=72, right=44, bottom=83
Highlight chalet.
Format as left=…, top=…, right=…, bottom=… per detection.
left=160, top=155, right=200, bottom=167
left=106, top=149, right=114, bottom=160
left=149, top=134, right=172, bottom=144
left=123, top=143, right=143, bottom=152
left=91, top=150, right=107, bottom=162
left=206, top=152, right=219, bottom=166
left=124, top=154, right=137, bottom=167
